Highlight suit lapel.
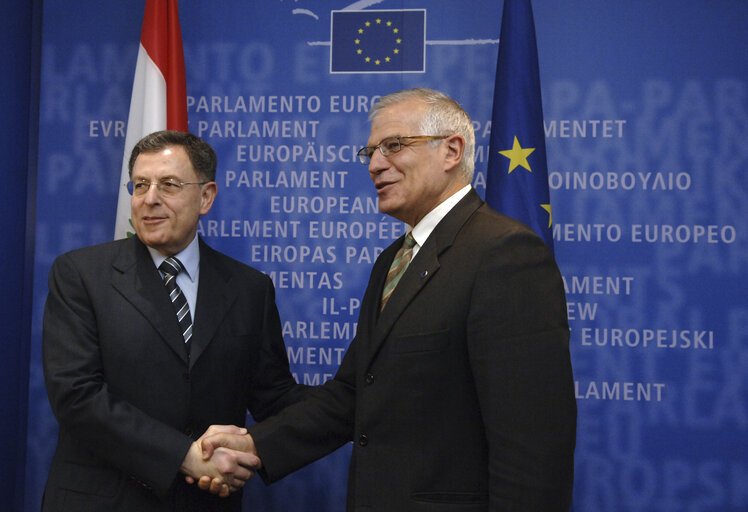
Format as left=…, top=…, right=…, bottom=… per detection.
left=189, top=239, right=237, bottom=369
left=367, top=190, right=484, bottom=364
left=111, top=237, right=190, bottom=364
left=372, top=241, right=439, bottom=343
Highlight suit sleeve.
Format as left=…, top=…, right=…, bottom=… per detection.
left=246, top=249, right=397, bottom=482
left=248, top=333, right=357, bottom=483
left=466, top=231, right=576, bottom=510
left=246, top=274, right=310, bottom=421
left=42, top=253, right=192, bottom=496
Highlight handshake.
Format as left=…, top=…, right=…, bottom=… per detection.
left=180, top=425, right=259, bottom=497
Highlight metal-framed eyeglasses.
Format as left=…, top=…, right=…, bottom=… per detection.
left=126, top=178, right=208, bottom=197
left=356, top=135, right=448, bottom=165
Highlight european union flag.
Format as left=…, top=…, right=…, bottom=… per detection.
left=330, top=10, right=425, bottom=73
left=485, top=0, right=554, bottom=250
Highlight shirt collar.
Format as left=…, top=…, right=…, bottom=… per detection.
left=147, top=235, right=200, bottom=282
left=409, top=184, right=472, bottom=248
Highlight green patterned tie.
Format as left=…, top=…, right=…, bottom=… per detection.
left=381, top=232, right=416, bottom=311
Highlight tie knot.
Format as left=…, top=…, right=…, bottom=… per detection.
left=159, top=257, right=184, bottom=277
left=403, top=232, right=416, bottom=249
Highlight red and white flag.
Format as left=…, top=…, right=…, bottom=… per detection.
left=114, top=0, right=187, bottom=239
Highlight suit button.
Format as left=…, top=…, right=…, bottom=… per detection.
left=365, top=374, right=375, bottom=385
left=184, top=427, right=194, bottom=437
left=182, top=372, right=190, bottom=382
left=358, top=434, right=368, bottom=447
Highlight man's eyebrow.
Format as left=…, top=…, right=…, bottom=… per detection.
left=131, top=174, right=181, bottom=181
left=369, top=135, right=401, bottom=146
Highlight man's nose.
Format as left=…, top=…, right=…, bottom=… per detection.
left=143, top=182, right=162, bottom=203
left=368, top=149, right=388, bottom=177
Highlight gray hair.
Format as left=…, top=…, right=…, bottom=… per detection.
left=369, top=88, right=475, bottom=183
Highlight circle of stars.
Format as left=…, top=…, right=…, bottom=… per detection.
left=355, top=18, right=402, bottom=66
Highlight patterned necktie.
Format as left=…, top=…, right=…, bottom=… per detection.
left=159, top=257, right=193, bottom=352
left=381, top=232, right=416, bottom=311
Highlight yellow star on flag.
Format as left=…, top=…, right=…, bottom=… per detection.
left=541, top=204, right=552, bottom=227
left=499, top=136, right=535, bottom=174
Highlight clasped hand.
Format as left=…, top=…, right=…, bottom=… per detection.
left=181, top=425, right=261, bottom=497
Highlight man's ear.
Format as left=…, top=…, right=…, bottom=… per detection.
left=443, top=133, right=465, bottom=173
left=200, top=182, right=218, bottom=215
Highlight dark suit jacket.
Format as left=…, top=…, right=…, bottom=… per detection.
left=250, top=190, right=576, bottom=511
left=42, top=236, right=305, bottom=512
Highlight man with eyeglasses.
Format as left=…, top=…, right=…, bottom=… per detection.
left=41, top=130, right=306, bottom=511
left=196, top=88, right=576, bottom=510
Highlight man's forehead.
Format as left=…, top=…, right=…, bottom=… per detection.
left=132, top=146, right=193, bottom=174
left=135, top=145, right=183, bottom=160
left=369, top=101, right=425, bottom=142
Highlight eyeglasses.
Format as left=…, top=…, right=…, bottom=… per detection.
left=126, top=178, right=207, bottom=197
left=356, top=135, right=447, bottom=164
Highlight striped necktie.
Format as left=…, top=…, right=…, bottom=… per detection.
left=381, top=232, right=416, bottom=311
left=159, top=257, right=193, bottom=352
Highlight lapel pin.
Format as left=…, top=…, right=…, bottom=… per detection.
left=421, top=270, right=428, bottom=278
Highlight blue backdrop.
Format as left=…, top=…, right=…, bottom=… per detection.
left=12, top=1, right=748, bottom=510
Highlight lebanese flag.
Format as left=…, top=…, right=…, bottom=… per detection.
left=114, top=0, right=187, bottom=239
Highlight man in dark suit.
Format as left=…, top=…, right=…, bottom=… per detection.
left=198, top=88, right=577, bottom=510
left=42, top=130, right=305, bottom=511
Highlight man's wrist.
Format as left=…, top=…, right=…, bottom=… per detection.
left=180, top=441, right=202, bottom=477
